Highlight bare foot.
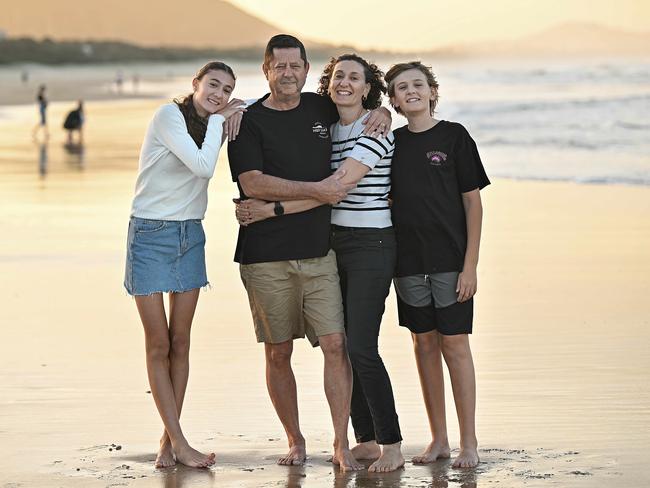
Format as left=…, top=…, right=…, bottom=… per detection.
left=331, top=447, right=363, bottom=472
left=278, top=444, right=306, bottom=466
left=412, top=440, right=451, bottom=464
left=155, top=438, right=176, bottom=468
left=368, top=442, right=404, bottom=473
left=452, top=446, right=479, bottom=468
left=174, top=443, right=215, bottom=468
left=351, top=440, right=381, bottom=460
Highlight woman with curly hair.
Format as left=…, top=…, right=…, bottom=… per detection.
left=235, top=53, right=403, bottom=472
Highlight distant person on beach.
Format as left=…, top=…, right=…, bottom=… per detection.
left=32, top=85, right=49, bottom=140
left=63, top=100, right=84, bottom=144
left=235, top=53, right=404, bottom=472
left=132, top=73, right=140, bottom=93
left=228, top=35, right=391, bottom=471
left=386, top=61, right=490, bottom=469
left=124, top=61, right=245, bottom=469
left=115, top=70, right=124, bottom=94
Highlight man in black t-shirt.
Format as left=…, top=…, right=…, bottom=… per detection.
left=227, top=34, right=390, bottom=471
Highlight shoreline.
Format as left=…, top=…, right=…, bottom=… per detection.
left=0, top=96, right=648, bottom=188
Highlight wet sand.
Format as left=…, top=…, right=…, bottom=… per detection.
left=1, top=100, right=649, bottom=487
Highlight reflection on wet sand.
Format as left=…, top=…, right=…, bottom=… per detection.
left=159, top=464, right=216, bottom=488
left=34, top=141, right=86, bottom=178
left=63, top=141, right=86, bottom=170
left=37, top=140, right=48, bottom=176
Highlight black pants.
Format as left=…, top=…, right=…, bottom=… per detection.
left=331, top=225, right=402, bottom=445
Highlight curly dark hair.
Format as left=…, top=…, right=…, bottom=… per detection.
left=317, top=54, right=386, bottom=110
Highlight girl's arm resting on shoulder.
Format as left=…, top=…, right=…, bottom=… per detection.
left=457, top=189, right=483, bottom=302
left=155, top=107, right=225, bottom=179
left=224, top=111, right=243, bottom=142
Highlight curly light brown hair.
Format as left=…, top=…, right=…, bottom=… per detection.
left=385, top=61, right=439, bottom=115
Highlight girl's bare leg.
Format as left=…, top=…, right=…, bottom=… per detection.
left=157, top=289, right=201, bottom=466
left=135, top=292, right=214, bottom=468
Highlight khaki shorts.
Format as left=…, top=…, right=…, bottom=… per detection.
left=240, top=250, right=345, bottom=346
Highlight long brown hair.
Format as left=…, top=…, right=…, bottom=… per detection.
left=174, top=61, right=236, bottom=147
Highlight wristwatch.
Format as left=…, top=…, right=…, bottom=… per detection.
left=274, top=201, right=285, bottom=216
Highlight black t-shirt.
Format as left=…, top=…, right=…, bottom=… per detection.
left=228, top=92, right=338, bottom=264
left=391, top=121, right=490, bottom=276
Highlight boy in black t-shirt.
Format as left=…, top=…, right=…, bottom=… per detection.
left=386, top=62, right=490, bottom=469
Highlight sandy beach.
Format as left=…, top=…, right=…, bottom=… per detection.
left=1, top=98, right=649, bottom=487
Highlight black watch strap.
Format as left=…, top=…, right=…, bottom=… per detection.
left=274, top=201, right=285, bottom=216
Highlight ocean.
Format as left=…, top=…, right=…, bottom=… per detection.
left=0, top=56, right=649, bottom=185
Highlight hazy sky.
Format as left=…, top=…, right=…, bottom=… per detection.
left=227, top=0, right=650, bottom=50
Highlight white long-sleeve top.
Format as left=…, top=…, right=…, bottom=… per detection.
left=130, top=103, right=225, bottom=220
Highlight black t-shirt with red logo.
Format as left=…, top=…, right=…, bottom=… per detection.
left=228, top=92, right=338, bottom=264
left=391, top=121, right=490, bottom=276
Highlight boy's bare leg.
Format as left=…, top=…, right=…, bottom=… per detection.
left=135, top=293, right=215, bottom=469
left=319, top=333, right=363, bottom=472
left=157, top=289, right=200, bottom=467
left=440, top=334, right=479, bottom=468
left=264, top=340, right=307, bottom=465
left=411, top=330, right=451, bottom=463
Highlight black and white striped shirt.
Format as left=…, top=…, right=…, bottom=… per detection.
left=330, top=116, right=394, bottom=228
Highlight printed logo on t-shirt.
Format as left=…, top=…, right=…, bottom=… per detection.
left=312, top=122, right=330, bottom=139
left=426, top=150, right=448, bottom=166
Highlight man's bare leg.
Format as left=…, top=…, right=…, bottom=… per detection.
left=265, top=340, right=306, bottom=465
left=156, top=289, right=200, bottom=467
left=411, top=330, right=451, bottom=464
left=319, top=333, right=362, bottom=472
left=440, top=334, right=479, bottom=468
left=135, top=293, right=215, bottom=469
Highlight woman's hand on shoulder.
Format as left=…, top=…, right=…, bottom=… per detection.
left=362, top=106, right=392, bottom=138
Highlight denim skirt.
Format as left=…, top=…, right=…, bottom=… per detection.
left=124, top=217, right=208, bottom=296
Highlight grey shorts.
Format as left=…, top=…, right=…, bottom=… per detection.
left=240, top=250, right=345, bottom=346
left=393, top=273, right=473, bottom=335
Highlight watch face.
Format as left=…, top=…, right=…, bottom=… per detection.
left=274, top=201, right=284, bottom=216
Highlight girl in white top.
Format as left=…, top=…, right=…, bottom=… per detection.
left=124, top=61, right=245, bottom=469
